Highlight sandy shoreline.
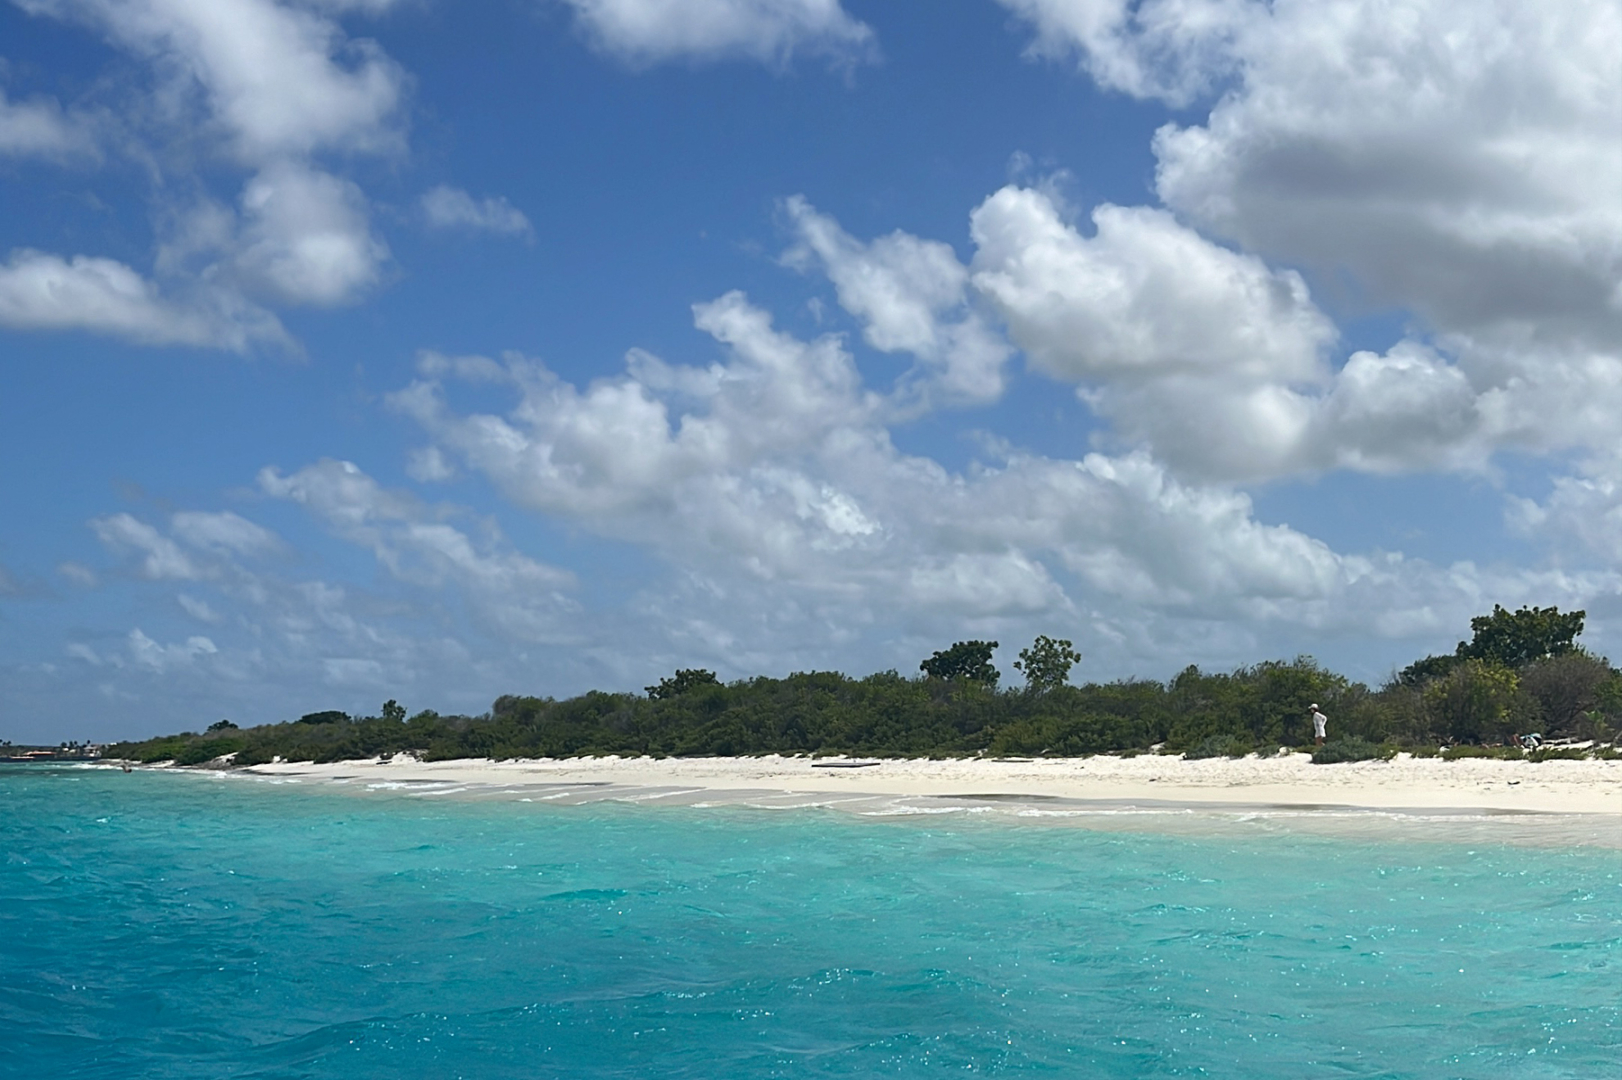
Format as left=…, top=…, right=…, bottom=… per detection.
left=234, top=751, right=1622, bottom=817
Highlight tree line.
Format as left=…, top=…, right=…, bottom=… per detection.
left=107, top=605, right=1621, bottom=767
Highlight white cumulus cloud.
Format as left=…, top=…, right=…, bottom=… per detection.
left=232, top=161, right=389, bottom=307
left=782, top=196, right=1012, bottom=405
left=986, top=1, right=1622, bottom=488
left=952, top=184, right=1621, bottom=484
left=970, top=187, right=1332, bottom=387
left=561, top=0, right=876, bottom=67
left=1147, top=0, right=1622, bottom=355
left=997, top=0, right=1258, bottom=105
left=1508, top=452, right=1622, bottom=567
left=389, top=291, right=881, bottom=536
left=11, top=0, right=406, bottom=346
left=388, top=291, right=1380, bottom=623
left=19, top=0, right=406, bottom=163
left=963, top=185, right=1331, bottom=480
left=382, top=290, right=1622, bottom=682
left=0, top=249, right=286, bottom=350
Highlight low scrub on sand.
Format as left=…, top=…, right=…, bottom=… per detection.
left=1182, top=735, right=1253, bottom=760
left=1311, top=737, right=1395, bottom=764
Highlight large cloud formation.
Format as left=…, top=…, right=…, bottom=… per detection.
left=997, top=0, right=1622, bottom=485
left=1, top=0, right=411, bottom=348
left=388, top=283, right=1608, bottom=671
left=0, top=0, right=877, bottom=354
left=378, top=0, right=1622, bottom=682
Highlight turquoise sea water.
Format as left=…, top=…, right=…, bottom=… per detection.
left=2, top=766, right=1618, bottom=1079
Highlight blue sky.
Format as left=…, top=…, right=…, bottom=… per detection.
left=3, top=0, right=1619, bottom=743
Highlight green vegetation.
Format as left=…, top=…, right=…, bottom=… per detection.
left=1527, top=746, right=1588, bottom=762
left=1310, top=737, right=1395, bottom=764
left=1398, top=604, right=1587, bottom=687
left=107, top=607, right=1621, bottom=767
left=1182, top=734, right=1254, bottom=760
left=920, top=640, right=1000, bottom=686
left=646, top=669, right=720, bottom=700
left=1440, top=744, right=1526, bottom=761
left=1014, top=636, right=1082, bottom=695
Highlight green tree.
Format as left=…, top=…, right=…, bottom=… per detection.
left=382, top=699, right=407, bottom=724
left=1395, top=653, right=1460, bottom=688
left=647, top=668, right=721, bottom=700
left=920, top=641, right=999, bottom=687
left=1518, top=653, right=1613, bottom=736
left=1423, top=660, right=1526, bottom=744
left=1014, top=636, right=1081, bottom=694
left=1456, top=604, right=1584, bottom=669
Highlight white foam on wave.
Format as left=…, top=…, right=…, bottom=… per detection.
left=858, top=804, right=992, bottom=816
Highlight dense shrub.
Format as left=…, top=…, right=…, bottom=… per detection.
left=987, top=711, right=1150, bottom=756
left=174, top=738, right=241, bottom=766
left=1527, top=746, right=1588, bottom=762
left=1440, top=744, right=1524, bottom=761
left=1183, top=734, right=1252, bottom=760
left=1519, top=654, right=1612, bottom=736
left=1162, top=658, right=1347, bottom=751
left=1422, top=661, right=1530, bottom=746
left=1310, top=737, right=1394, bottom=764
left=232, top=743, right=276, bottom=767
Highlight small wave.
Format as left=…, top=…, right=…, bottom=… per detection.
left=858, top=804, right=975, bottom=816
left=610, top=787, right=708, bottom=802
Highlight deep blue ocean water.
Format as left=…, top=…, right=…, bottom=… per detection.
left=2, top=766, right=1617, bottom=1079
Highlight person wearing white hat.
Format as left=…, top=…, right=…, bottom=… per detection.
left=1309, top=704, right=1328, bottom=747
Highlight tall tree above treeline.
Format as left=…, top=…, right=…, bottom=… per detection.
left=1400, top=605, right=1586, bottom=687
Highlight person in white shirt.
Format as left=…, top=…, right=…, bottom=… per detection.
left=1309, top=704, right=1328, bottom=746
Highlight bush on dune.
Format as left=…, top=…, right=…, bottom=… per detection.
left=1183, top=734, right=1253, bottom=760
left=1527, top=746, right=1588, bottom=762
left=1440, top=744, right=1524, bottom=760
left=1310, top=737, right=1394, bottom=764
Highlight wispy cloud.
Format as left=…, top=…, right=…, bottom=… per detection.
left=420, top=186, right=533, bottom=238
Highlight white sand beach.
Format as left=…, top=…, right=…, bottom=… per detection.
left=241, top=751, right=1622, bottom=817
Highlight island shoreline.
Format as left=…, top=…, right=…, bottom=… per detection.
left=199, top=750, right=1622, bottom=814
